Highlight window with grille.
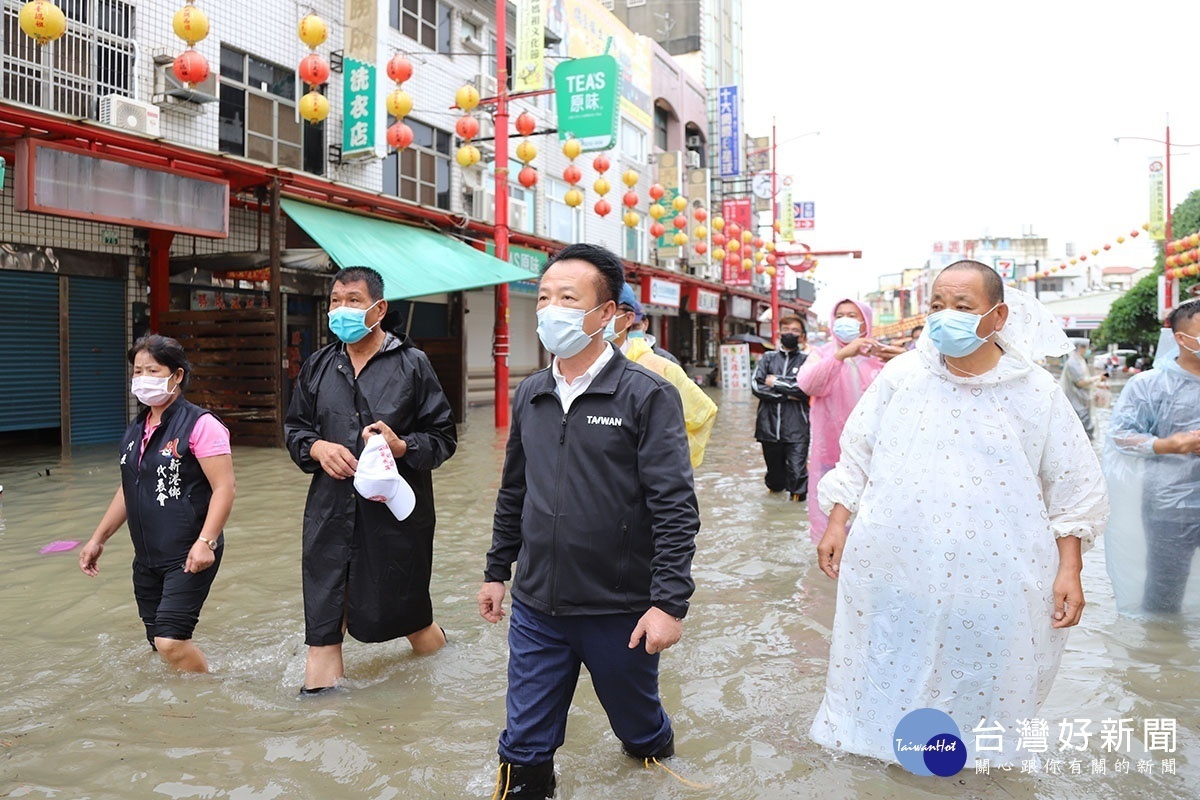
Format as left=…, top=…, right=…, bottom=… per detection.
left=1, top=0, right=135, bottom=118
left=381, top=117, right=451, bottom=209
left=389, top=0, right=449, bottom=53
left=218, top=45, right=323, bottom=175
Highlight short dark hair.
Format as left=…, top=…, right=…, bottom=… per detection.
left=1168, top=298, right=1200, bottom=331
left=129, top=334, right=191, bottom=391
left=541, top=243, right=625, bottom=305
left=779, top=314, right=807, bottom=332
left=332, top=266, right=385, bottom=302
left=911, top=324, right=924, bottom=336
left=939, top=260, right=1005, bottom=306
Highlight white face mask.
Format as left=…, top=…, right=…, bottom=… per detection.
left=832, top=316, right=862, bottom=343
left=537, top=303, right=603, bottom=358
left=131, top=374, right=178, bottom=406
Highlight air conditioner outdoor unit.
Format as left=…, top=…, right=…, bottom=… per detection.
left=99, top=94, right=161, bottom=137
left=463, top=169, right=485, bottom=192
left=686, top=134, right=703, bottom=149
left=627, top=0, right=647, bottom=6
left=685, top=150, right=701, bottom=168
left=462, top=32, right=485, bottom=52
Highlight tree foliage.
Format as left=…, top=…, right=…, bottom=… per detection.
left=1093, top=189, right=1200, bottom=350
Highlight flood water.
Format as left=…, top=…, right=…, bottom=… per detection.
left=1, top=391, right=1197, bottom=799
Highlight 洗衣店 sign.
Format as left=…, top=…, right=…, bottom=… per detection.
left=555, top=54, right=620, bottom=151
left=642, top=277, right=681, bottom=308
left=689, top=288, right=720, bottom=315
left=342, top=57, right=376, bottom=158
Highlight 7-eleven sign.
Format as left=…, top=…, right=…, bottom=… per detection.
left=993, top=258, right=1015, bottom=279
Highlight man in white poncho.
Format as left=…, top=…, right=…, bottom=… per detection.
left=810, top=261, right=1110, bottom=767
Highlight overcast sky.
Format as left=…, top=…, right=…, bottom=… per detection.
left=743, top=0, right=1200, bottom=317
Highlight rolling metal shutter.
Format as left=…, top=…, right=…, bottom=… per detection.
left=0, top=270, right=60, bottom=432
left=68, top=276, right=127, bottom=444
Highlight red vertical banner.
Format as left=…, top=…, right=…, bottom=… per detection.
left=722, top=198, right=753, bottom=287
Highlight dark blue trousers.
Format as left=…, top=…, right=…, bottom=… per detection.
left=498, top=599, right=673, bottom=765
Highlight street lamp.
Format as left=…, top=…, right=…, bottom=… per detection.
left=1114, top=124, right=1200, bottom=242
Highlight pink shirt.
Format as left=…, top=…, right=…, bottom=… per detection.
left=139, top=413, right=231, bottom=462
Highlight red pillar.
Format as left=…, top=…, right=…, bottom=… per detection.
left=147, top=229, right=174, bottom=333
left=492, top=0, right=511, bottom=427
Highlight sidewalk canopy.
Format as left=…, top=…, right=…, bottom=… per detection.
left=281, top=198, right=534, bottom=299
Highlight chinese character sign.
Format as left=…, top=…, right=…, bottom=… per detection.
left=554, top=54, right=619, bottom=151
left=1148, top=157, right=1166, bottom=240
left=515, top=0, right=545, bottom=92
left=718, top=86, right=739, bottom=177
left=778, top=188, right=795, bottom=241
left=720, top=343, right=752, bottom=391
left=342, top=57, right=376, bottom=158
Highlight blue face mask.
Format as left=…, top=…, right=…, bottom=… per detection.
left=926, top=304, right=999, bottom=358
left=537, top=303, right=603, bottom=358
left=627, top=329, right=645, bottom=339
left=329, top=300, right=381, bottom=344
left=832, top=317, right=862, bottom=343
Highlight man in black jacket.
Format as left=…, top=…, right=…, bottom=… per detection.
left=751, top=315, right=811, bottom=501
left=478, top=244, right=700, bottom=798
left=285, top=266, right=457, bottom=694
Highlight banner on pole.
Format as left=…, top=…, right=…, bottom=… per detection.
left=515, top=0, right=545, bottom=92
left=1148, top=157, right=1166, bottom=241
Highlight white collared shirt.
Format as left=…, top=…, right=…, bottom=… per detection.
left=552, top=343, right=615, bottom=412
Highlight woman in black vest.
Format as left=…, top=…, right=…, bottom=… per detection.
left=79, top=335, right=236, bottom=673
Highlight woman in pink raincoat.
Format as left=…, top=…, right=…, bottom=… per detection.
left=796, top=298, right=903, bottom=544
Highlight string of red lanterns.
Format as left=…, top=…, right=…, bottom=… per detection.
left=1165, top=232, right=1200, bottom=280
left=385, top=55, right=415, bottom=150
left=515, top=112, right=538, bottom=189
left=621, top=170, right=640, bottom=229
left=1019, top=223, right=1146, bottom=284
left=562, top=139, right=584, bottom=208
left=454, top=83, right=482, bottom=167
left=297, top=14, right=330, bottom=124
left=171, top=1, right=210, bottom=88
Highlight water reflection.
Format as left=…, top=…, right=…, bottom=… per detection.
left=0, top=390, right=1196, bottom=798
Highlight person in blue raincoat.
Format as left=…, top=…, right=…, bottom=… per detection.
left=1104, top=299, right=1200, bottom=614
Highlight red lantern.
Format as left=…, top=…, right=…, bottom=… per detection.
left=518, top=166, right=538, bottom=188
left=386, top=54, right=413, bottom=84
left=386, top=122, right=414, bottom=150
left=622, top=191, right=638, bottom=208
left=693, top=208, right=707, bottom=222
left=298, top=53, right=330, bottom=87
left=455, top=115, right=480, bottom=140
left=595, top=199, right=612, bottom=217
left=1079, top=254, right=1087, bottom=261
left=766, top=253, right=777, bottom=266
left=712, top=233, right=726, bottom=247
left=650, top=222, right=665, bottom=238
left=695, top=242, right=708, bottom=255
left=563, top=164, right=582, bottom=185
left=648, top=183, right=665, bottom=201
left=673, top=215, right=687, bottom=230
left=1130, top=230, right=1140, bottom=238
left=726, top=223, right=741, bottom=240
left=752, top=236, right=764, bottom=249
left=172, top=49, right=209, bottom=86
left=755, top=264, right=766, bottom=274
left=515, top=111, right=536, bottom=137
left=1103, top=243, right=1111, bottom=250
left=592, top=154, right=611, bottom=173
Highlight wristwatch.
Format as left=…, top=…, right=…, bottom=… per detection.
left=198, top=536, right=219, bottom=551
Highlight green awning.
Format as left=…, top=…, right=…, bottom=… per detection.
left=281, top=198, right=535, bottom=299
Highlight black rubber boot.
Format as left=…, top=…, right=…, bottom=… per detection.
left=494, top=760, right=556, bottom=798
left=623, top=731, right=675, bottom=761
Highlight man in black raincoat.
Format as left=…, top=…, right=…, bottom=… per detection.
left=285, top=266, right=457, bottom=693
left=751, top=314, right=811, bottom=501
